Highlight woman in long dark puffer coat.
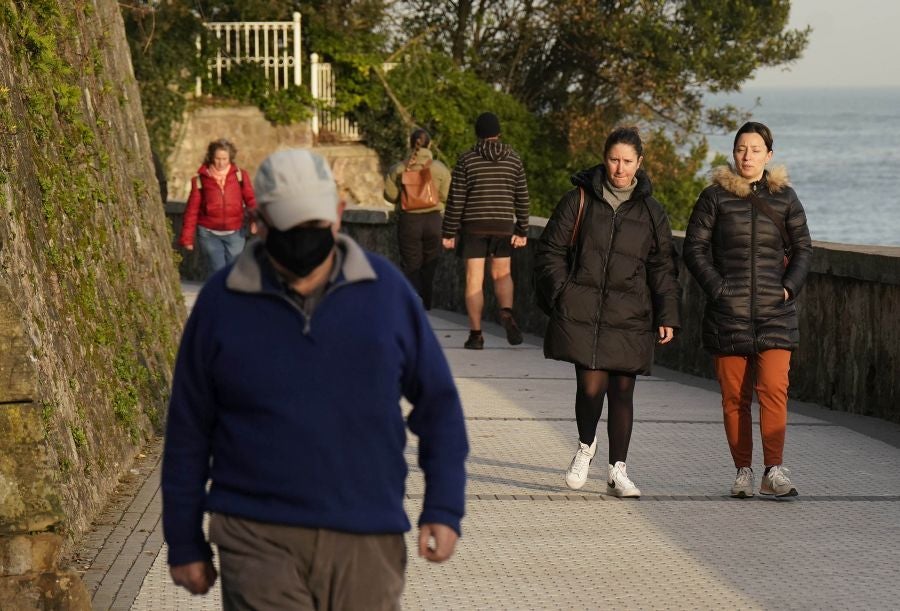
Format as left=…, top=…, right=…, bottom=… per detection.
left=534, top=127, right=680, bottom=497
left=683, top=121, right=812, bottom=499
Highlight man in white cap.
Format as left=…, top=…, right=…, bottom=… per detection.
left=162, top=149, right=468, bottom=608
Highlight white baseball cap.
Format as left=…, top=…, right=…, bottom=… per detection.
left=254, top=149, right=339, bottom=229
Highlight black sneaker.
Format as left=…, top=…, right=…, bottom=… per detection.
left=499, top=310, right=523, bottom=345
left=464, top=332, right=484, bottom=350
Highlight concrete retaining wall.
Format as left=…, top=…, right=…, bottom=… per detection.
left=656, top=236, right=900, bottom=423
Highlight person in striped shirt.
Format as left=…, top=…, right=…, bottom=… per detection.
left=441, top=112, right=531, bottom=349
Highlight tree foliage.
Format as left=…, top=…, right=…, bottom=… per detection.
left=393, top=1, right=807, bottom=127
left=121, top=1, right=204, bottom=161
left=355, top=49, right=571, bottom=214
left=191, top=0, right=388, bottom=56
left=122, top=1, right=387, bottom=161
left=123, top=0, right=809, bottom=223
left=388, top=0, right=809, bottom=221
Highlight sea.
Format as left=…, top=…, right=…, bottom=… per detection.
left=703, top=87, right=900, bottom=247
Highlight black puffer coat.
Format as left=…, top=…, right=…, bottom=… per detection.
left=534, top=166, right=680, bottom=374
left=683, top=165, right=812, bottom=355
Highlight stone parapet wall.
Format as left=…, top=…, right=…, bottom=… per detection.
left=162, top=204, right=900, bottom=421
left=336, top=210, right=900, bottom=423
left=165, top=108, right=390, bottom=208
left=166, top=105, right=314, bottom=202
left=655, top=234, right=900, bottom=422
left=167, top=148, right=392, bottom=281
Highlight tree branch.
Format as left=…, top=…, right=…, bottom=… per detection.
left=371, top=63, right=446, bottom=160
left=371, top=65, right=415, bottom=128
left=385, top=26, right=437, bottom=63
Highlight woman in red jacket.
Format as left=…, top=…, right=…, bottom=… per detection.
left=179, top=139, right=257, bottom=275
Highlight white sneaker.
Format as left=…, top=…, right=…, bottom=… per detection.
left=731, top=467, right=755, bottom=498
left=607, top=461, right=641, bottom=498
left=760, top=465, right=798, bottom=497
left=565, top=438, right=597, bottom=490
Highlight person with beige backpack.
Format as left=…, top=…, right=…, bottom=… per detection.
left=384, top=128, right=452, bottom=310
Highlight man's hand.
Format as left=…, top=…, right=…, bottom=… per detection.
left=170, top=561, right=217, bottom=595
left=511, top=235, right=527, bottom=248
left=418, top=523, right=459, bottom=563
left=184, top=244, right=194, bottom=252
left=657, top=326, right=674, bottom=344
left=783, top=287, right=790, bottom=301
left=442, top=237, right=456, bottom=250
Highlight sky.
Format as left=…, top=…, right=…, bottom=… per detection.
left=750, top=0, right=900, bottom=88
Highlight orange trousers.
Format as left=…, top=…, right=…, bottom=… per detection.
left=714, top=349, right=791, bottom=468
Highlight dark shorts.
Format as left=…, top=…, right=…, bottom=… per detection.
left=460, top=234, right=513, bottom=259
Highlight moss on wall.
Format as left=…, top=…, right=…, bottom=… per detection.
left=0, top=0, right=183, bottom=547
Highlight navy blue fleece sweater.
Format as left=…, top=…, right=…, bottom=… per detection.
left=162, top=236, right=468, bottom=566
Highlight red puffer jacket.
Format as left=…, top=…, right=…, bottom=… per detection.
left=179, top=164, right=257, bottom=247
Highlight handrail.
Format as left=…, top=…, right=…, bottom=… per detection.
left=309, top=53, right=361, bottom=142
left=194, top=13, right=364, bottom=143
left=195, top=12, right=302, bottom=96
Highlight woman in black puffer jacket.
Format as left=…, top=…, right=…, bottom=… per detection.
left=684, top=121, right=812, bottom=499
left=535, top=127, right=680, bottom=498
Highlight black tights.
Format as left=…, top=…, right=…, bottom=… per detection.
left=575, top=367, right=636, bottom=464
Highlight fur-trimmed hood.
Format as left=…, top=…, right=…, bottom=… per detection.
left=710, top=165, right=790, bottom=197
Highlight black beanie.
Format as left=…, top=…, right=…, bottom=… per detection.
left=475, top=112, right=501, bottom=139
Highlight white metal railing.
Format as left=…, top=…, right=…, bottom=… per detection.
left=196, top=12, right=302, bottom=96
left=194, top=13, right=363, bottom=143
left=309, top=53, right=361, bottom=142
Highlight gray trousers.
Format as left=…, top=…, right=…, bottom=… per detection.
left=209, top=513, right=406, bottom=611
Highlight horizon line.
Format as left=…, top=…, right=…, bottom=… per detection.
left=740, top=83, right=900, bottom=90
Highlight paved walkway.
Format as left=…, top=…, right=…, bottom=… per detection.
left=74, top=284, right=900, bottom=609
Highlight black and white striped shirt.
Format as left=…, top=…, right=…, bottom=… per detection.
left=442, top=140, right=530, bottom=238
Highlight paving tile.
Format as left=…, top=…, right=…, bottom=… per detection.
left=95, top=300, right=900, bottom=610
left=401, top=499, right=900, bottom=610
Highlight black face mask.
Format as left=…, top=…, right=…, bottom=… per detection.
left=265, top=225, right=335, bottom=278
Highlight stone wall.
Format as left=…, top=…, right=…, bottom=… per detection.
left=166, top=105, right=314, bottom=201
left=336, top=210, right=900, bottom=423
left=165, top=106, right=390, bottom=207
left=652, top=237, right=900, bottom=423
left=167, top=143, right=391, bottom=280
left=1, top=1, right=184, bottom=606
left=0, top=282, right=89, bottom=608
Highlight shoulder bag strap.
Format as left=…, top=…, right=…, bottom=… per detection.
left=641, top=198, right=659, bottom=253
left=569, top=187, right=586, bottom=247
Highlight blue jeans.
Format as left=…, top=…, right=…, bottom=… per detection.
left=197, top=226, right=246, bottom=276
